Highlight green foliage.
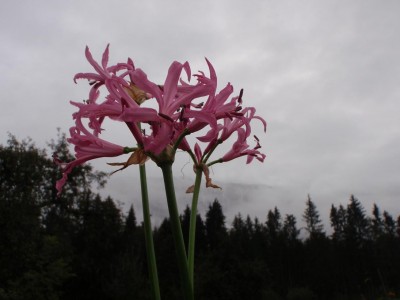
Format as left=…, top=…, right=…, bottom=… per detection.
left=0, top=135, right=63, bottom=300
left=0, top=134, right=138, bottom=300
left=261, top=289, right=283, bottom=300
left=287, top=287, right=317, bottom=300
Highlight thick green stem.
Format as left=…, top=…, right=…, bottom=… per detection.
left=160, top=163, right=194, bottom=300
left=188, top=168, right=203, bottom=286
left=139, top=164, right=161, bottom=300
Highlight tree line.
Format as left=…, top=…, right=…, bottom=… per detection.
left=1, top=135, right=399, bottom=300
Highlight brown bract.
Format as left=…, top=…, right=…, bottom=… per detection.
left=108, top=148, right=149, bottom=174
left=125, top=82, right=151, bottom=105
left=203, top=164, right=221, bottom=189
left=186, top=163, right=221, bottom=194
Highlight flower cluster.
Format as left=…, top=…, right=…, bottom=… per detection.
left=55, top=45, right=266, bottom=195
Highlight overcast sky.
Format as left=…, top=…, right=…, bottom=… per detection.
left=1, top=0, right=400, bottom=229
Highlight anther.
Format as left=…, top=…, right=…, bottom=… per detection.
left=238, top=88, right=244, bottom=104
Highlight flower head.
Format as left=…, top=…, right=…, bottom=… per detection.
left=55, top=45, right=267, bottom=194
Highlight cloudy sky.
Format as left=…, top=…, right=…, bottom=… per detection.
left=1, top=0, right=400, bottom=229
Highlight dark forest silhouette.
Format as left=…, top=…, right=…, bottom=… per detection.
left=1, top=135, right=399, bottom=300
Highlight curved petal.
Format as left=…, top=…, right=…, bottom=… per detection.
left=131, top=68, right=163, bottom=103
left=74, top=72, right=103, bottom=83
left=185, top=110, right=218, bottom=141
left=85, top=46, right=109, bottom=78
left=102, top=44, right=110, bottom=69
left=183, top=61, right=191, bottom=81
left=163, top=61, right=184, bottom=111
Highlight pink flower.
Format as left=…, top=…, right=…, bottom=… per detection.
left=74, top=50, right=216, bottom=156
left=74, top=45, right=134, bottom=104
left=221, top=128, right=266, bottom=164
left=72, top=45, right=165, bottom=148
left=56, top=45, right=267, bottom=195
left=54, top=117, right=126, bottom=195
left=127, top=60, right=216, bottom=154
left=131, top=61, right=214, bottom=116
left=200, top=104, right=266, bottom=159
left=187, top=65, right=266, bottom=146
left=219, top=107, right=266, bottom=142
left=183, top=60, right=237, bottom=141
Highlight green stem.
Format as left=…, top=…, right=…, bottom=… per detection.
left=203, top=139, right=222, bottom=164
left=172, top=128, right=190, bottom=155
left=187, top=149, right=197, bottom=165
left=160, top=163, right=194, bottom=300
left=188, top=167, right=203, bottom=286
left=139, top=164, right=161, bottom=300
left=207, top=158, right=223, bottom=167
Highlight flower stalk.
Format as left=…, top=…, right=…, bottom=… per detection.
left=160, top=163, right=194, bottom=300
left=188, top=167, right=203, bottom=286
left=139, top=163, right=161, bottom=300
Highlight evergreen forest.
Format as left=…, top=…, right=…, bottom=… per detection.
left=1, top=135, right=399, bottom=300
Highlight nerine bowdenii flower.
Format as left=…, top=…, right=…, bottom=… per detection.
left=55, top=45, right=266, bottom=194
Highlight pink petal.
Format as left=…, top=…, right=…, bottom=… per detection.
left=194, top=143, right=202, bottom=162
left=102, top=44, right=110, bottom=69
left=73, top=73, right=103, bottom=83
left=163, top=61, right=185, bottom=111
left=85, top=46, right=109, bottom=78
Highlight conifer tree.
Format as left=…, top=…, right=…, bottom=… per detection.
left=302, top=195, right=324, bottom=240
left=205, top=199, right=227, bottom=250
left=345, top=195, right=368, bottom=245
left=383, top=211, right=396, bottom=237
left=245, top=215, right=254, bottom=236
left=371, top=203, right=384, bottom=241
left=153, top=218, right=180, bottom=299
left=181, top=205, right=192, bottom=247
left=179, top=205, right=207, bottom=256
left=330, top=204, right=346, bottom=241
left=194, top=213, right=207, bottom=256
left=113, top=205, right=148, bottom=300
left=232, top=213, right=245, bottom=232
left=266, top=207, right=282, bottom=241
left=123, top=205, right=139, bottom=245
left=283, top=214, right=299, bottom=242
left=252, top=217, right=267, bottom=259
